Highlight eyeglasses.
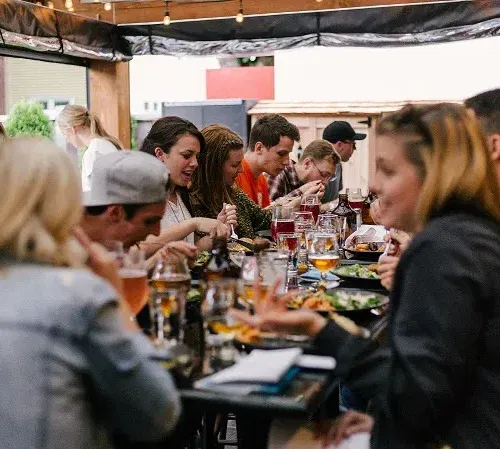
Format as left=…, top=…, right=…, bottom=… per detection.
left=311, top=159, right=333, bottom=181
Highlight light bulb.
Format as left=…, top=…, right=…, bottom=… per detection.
left=316, top=0, right=323, bottom=2
left=104, top=2, right=112, bottom=11
left=163, top=14, right=171, bottom=25
left=68, top=6, right=74, bottom=11
left=236, top=11, right=244, bottom=23
left=64, top=0, right=73, bottom=8
left=47, top=0, right=54, bottom=7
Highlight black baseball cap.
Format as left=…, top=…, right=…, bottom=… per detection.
left=322, top=121, right=367, bottom=143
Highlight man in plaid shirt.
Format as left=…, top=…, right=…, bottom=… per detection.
left=267, top=139, right=340, bottom=202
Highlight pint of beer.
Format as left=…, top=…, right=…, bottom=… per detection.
left=119, top=248, right=148, bottom=315
left=120, top=268, right=148, bottom=314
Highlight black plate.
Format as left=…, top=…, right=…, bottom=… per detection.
left=233, top=333, right=313, bottom=352
left=343, top=247, right=383, bottom=261
left=332, top=267, right=383, bottom=288
left=289, top=288, right=389, bottom=318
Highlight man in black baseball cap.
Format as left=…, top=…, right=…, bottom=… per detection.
left=321, top=120, right=367, bottom=202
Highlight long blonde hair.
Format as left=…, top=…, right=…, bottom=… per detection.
left=57, top=105, right=122, bottom=150
left=0, top=138, right=85, bottom=267
left=377, top=103, right=500, bottom=225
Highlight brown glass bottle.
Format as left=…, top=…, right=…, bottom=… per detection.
left=332, top=193, right=357, bottom=245
left=203, top=237, right=241, bottom=281
left=362, top=190, right=377, bottom=225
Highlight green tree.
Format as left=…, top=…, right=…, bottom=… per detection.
left=5, top=101, right=53, bottom=139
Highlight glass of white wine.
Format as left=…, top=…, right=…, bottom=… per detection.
left=307, top=232, right=340, bottom=285
left=150, top=257, right=191, bottom=347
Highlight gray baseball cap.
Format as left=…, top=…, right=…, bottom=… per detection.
left=83, top=151, right=169, bottom=207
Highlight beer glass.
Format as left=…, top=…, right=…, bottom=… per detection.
left=119, top=248, right=148, bottom=315
left=150, top=257, right=191, bottom=345
left=307, top=232, right=340, bottom=284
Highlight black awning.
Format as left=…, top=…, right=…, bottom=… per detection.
left=122, top=1, right=500, bottom=56
left=0, top=0, right=132, bottom=61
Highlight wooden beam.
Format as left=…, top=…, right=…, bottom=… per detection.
left=55, top=0, right=447, bottom=24
left=89, top=61, right=131, bottom=148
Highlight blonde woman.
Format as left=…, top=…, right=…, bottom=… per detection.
left=0, top=137, right=180, bottom=449
left=235, top=104, right=500, bottom=449
left=57, top=105, right=122, bottom=192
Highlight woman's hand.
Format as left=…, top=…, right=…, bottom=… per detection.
left=73, top=226, right=123, bottom=295
left=377, top=255, right=399, bottom=291
left=194, top=217, right=230, bottom=238
left=146, top=241, right=198, bottom=271
left=231, top=281, right=327, bottom=337
left=217, top=203, right=238, bottom=228
left=319, top=411, right=374, bottom=447
left=73, top=226, right=137, bottom=331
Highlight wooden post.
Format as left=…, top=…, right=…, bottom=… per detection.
left=88, top=61, right=131, bottom=149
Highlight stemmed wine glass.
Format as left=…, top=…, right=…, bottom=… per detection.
left=150, top=257, right=191, bottom=347
left=300, top=194, right=320, bottom=223
left=307, top=232, right=340, bottom=285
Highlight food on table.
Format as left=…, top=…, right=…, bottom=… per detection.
left=187, top=288, right=201, bottom=302
left=347, top=242, right=386, bottom=252
left=334, top=263, right=380, bottom=279
left=297, top=262, right=309, bottom=275
left=194, top=251, right=210, bottom=266
left=289, top=289, right=385, bottom=312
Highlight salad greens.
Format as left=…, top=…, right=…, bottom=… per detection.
left=187, top=289, right=202, bottom=302
left=324, top=290, right=384, bottom=310
left=334, top=264, right=379, bottom=279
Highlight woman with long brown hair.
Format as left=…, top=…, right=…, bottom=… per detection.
left=190, top=124, right=271, bottom=239
left=235, top=103, right=500, bottom=449
left=57, top=105, right=122, bottom=192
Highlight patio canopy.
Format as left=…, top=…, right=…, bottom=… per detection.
left=1, top=0, right=500, bottom=61
left=122, top=0, right=500, bottom=56
left=0, top=0, right=131, bottom=62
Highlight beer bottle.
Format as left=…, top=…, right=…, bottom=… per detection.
left=203, top=237, right=241, bottom=281
left=332, top=193, right=357, bottom=245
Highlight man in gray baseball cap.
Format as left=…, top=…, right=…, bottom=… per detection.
left=81, top=151, right=170, bottom=249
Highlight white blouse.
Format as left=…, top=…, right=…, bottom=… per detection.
left=160, top=192, right=195, bottom=244
left=81, top=138, right=119, bottom=192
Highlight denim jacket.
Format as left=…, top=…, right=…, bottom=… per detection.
left=0, top=254, right=181, bottom=449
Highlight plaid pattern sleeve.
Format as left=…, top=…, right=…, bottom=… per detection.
left=267, top=163, right=302, bottom=201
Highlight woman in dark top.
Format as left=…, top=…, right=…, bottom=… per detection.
left=234, top=103, right=500, bottom=448
left=190, top=124, right=271, bottom=239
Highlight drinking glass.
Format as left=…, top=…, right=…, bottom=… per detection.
left=239, top=253, right=286, bottom=309
left=119, top=248, right=148, bottom=316
left=202, top=280, right=241, bottom=372
left=277, top=233, right=301, bottom=275
left=347, top=188, right=364, bottom=211
left=307, top=233, right=340, bottom=284
left=150, top=257, right=191, bottom=346
left=300, top=194, right=320, bottom=223
left=271, top=206, right=294, bottom=242
left=317, top=213, right=341, bottom=233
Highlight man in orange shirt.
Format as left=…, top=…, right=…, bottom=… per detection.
left=236, top=114, right=300, bottom=208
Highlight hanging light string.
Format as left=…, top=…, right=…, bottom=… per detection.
left=163, top=1, right=171, bottom=25
left=236, top=0, right=244, bottom=23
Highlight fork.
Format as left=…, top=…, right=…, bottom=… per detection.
left=226, top=203, right=239, bottom=240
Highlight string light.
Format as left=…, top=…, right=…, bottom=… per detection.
left=47, top=0, right=54, bottom=7
left=64, top=0, right=73, bottom=9
left=163, top=1, right=171, bottom=26
left=316, top=0, right=323, bottom=2
left=68, top=6, right=74, bottom=11
left=235, top=0, right=244, bottom=23
left=104, top=2, right=112, bottom=11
